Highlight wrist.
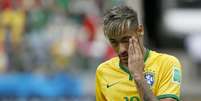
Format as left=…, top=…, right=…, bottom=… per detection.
left=132, top=72, right=144, bottom=81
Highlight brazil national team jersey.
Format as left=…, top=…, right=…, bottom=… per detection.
left=96, top=50, right=182, bottom=101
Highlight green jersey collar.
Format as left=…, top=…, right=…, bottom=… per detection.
left=144, top=49, right=150, bottom=62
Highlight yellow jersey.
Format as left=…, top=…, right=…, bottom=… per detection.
left=96, top=50, right=182, bottom=101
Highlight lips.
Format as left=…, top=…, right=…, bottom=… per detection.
left=120, top=56, right=128, bottom=60
left=120, top=54, right=128, bottom=58
left=119, top=52, right=128, bottom=62
left=119, top=51, right=128, bottom=57
left=120, top=57, right=128, bottom=64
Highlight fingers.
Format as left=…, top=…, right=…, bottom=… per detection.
left=137, top=37, right=144, bottom=56
left=129, top=37, right=143, bottom=59
left=133, top=37, right=139, bottom=58
left=129, top=38, right=134, bottom=55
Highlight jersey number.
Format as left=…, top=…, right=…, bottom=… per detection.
left=124, top=96, right=140, bottom=101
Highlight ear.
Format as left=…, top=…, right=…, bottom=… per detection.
left=136, top=25, right=144, bottom=36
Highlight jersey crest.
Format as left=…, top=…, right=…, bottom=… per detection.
left=144, top=72, right=154, bottom=86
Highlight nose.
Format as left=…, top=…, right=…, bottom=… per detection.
left=118, top=43, right=128, bottom=56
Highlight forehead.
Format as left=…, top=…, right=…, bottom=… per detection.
left=107, top=30, right=137, bottom=40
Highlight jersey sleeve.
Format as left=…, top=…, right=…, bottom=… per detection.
left=156, top=56, right=182, bottom=101
left=96, top=65, right=107, bottom=101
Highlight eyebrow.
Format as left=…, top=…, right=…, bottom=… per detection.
left=109, top=38, right=116, bottom=41
left=121, top=36, right=132, bottom=40
left=108, top=36, right=132, bottom=42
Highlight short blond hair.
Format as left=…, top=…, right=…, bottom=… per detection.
left=104, top=5, right=139, bottom=38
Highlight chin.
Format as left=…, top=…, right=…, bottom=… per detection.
left=120, top=60, right=128, bottom=66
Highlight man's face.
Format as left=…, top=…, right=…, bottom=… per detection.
left=108, top=31, right=138, bottom=66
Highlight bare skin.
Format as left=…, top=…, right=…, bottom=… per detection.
left=109, top=25, right=177, bottom=101
left=127, top=34, right=176, bottom=101
left=128, top=36, right=157, bottom=101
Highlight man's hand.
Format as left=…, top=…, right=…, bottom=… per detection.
left=128, top=37, right=177, bottom=101
left=128, top=37, right=144, bottom=80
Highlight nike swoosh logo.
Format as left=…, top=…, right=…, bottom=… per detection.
left=106, top=81, right=121, bottom=88
left=106, top=76, right=128, bottom=88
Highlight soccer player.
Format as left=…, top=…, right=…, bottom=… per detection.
left=96, top=5, right=182, bottom=101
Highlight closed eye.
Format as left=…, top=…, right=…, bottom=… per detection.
left=121, top=39, right=129, bottom=43
left=109, top=39, right=117, bottom=44
left=121, top=36, right=131, bottom=43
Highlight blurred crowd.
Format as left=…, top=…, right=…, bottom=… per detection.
left=0, top=0, right=121, bottom=74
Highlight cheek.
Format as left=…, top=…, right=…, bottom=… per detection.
left=119, top=43, right=130, bottom=52
left=122, top=42, right=129, bottom=50
left=110, top=42, right=130, bottom=53
left=111, top=45, right=119, bottom=53
left=125, top=43, right=129, bottom=49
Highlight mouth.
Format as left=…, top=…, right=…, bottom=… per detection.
left=120, top=56, right=128, bottom=60
left=119, top=56, right=128, bottom=64
left=119, top=51, right=128, bottom=64
left=120, top=58, right=128, bottom=65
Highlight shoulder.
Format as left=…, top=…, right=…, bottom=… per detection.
left=152, top=51, right=182, bottom=70
left=151, top=51, right=180, bottom=64
left=96, top=57, right=119, bottom=72
left=160, top=52, right=180, bottom=65
left=96, top=57, right=119, bottom=76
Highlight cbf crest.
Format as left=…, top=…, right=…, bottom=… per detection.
left=144, top=72, right=155, bottom=86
